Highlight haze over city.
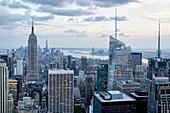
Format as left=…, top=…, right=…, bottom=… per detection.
left=0, top=0, right=170, bottom=49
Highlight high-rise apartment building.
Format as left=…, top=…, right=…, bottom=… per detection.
left=27, top=19, right=40, bottom=81
left=0, top=60, right=9, bottom=112
left=48, top=70, right=74, bottom=113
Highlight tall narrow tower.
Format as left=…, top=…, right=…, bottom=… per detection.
left=115, top=8, right=118, bottom=39
left=157, top=20, right=161, bottom=58
left=46, top=40, right=48, bottom=54
left=27, top=18, right=40, bottom=81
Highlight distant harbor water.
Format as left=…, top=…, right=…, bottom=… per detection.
left=62, top=50, right=108, bottom=60
left=61, top=49, right=148, bottom=64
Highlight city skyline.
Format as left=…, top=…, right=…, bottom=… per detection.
left=0, top=0, right=170, bottom=49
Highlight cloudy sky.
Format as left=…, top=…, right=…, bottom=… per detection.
left=0, top=0, right=170, bottom=49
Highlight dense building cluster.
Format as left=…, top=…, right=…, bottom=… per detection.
left=0, top=15, right=170, bottom=113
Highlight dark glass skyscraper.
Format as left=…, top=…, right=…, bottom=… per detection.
left=97, top=64, right=108, bottom=91
left=27, top=20, right=40, bottom=81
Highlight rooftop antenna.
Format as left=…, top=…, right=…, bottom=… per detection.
left=31, top=17, right=34, bottom=34
left=115, top=8, right=118, bottom=39
left=157, top=20, right=161, bottom=58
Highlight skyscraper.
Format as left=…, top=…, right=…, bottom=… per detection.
left=48, top=70, right=74, bottom=113
left=67, top=55, right=72, bottom=69
left=131, top=52, right=142, bottom=73
left=108, top=36, right=133, bottom=90
left=148, top=76, right=170, bottom=113
left=27, top=19, right=40, bottom=81
left=0, top=60, right=9, bottom=112
left=97, top=64, right=108, bottom=91
left=85, top=74, right=94, bottom=105
left=108, top=9, right=133, bottom=90
left=145, top=22, right=170, bottom=92
left=81, top=56, right=87, bottom=73
left=46, top=40, right=48, bottom=54
left=16, top=59, right=23, bottom=75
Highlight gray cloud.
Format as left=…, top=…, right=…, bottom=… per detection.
left=84, top=17, right=94, bottom=21
left=22, top=0, right=139, bottom=8
left=0, top=8, right=55, bottom=30
left=68, top=18, right=74, bottom=22
left=84, top=16, right=129, bottom=22
left=119, top=32, right=130, bottom=37
left=143, top=12, right=170, bottom=23
left=0, top=1, right=30, bottom=9
left=38, top=6, right=94, bottom=16
left=110, top=16, right=129, bottom=21
left=0, top=8, right=26, bottom=26
left=75, top=0, right=139, bottom=7
left=34, top=15, right=55, bottom=21
left=23, top=0, right=65, bottom=7
left=64, top=29, right=88, bottom=37
left=98, top=33, right=109, bottom=38
left=94, top=0, right=139, bottom=7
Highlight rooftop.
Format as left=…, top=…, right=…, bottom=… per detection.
left=49, top=69, right=74, bottom=75
left=130, top=92, right=148, bottom=98
left=94, top=91, right=136, bottom=103
left=153, top=76, right=169, bottom=84
left=108, top=91, right=121, bottom=95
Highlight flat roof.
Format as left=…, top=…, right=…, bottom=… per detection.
left=49, top=69, right=74, bottom=75
left=108, top=91, right=121, bottom=95
left=130, top=93, right=148, bottom=98
left=94, top=92, right=136, bottom=103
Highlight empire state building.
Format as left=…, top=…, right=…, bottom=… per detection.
left=27, top=20, right=40, bottom=82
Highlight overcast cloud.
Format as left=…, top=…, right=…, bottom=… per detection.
left=38, top=5, right=94, bottom=16
left=0, top=1, right=30, bottom=9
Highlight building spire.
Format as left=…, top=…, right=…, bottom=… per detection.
left=157, top=20, right=161, bottom=58
left=115, top=8, right=117, bottom=39
left=31, top=17, right=34, bottom=34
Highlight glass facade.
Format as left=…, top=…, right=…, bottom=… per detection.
left=97, top=64, right=108, bottom=92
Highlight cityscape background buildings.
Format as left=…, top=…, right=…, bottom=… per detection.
left=0, top=0, right=170, bottom=113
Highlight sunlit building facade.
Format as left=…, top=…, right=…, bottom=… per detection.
left=48, top=70, right=74, bottom=113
